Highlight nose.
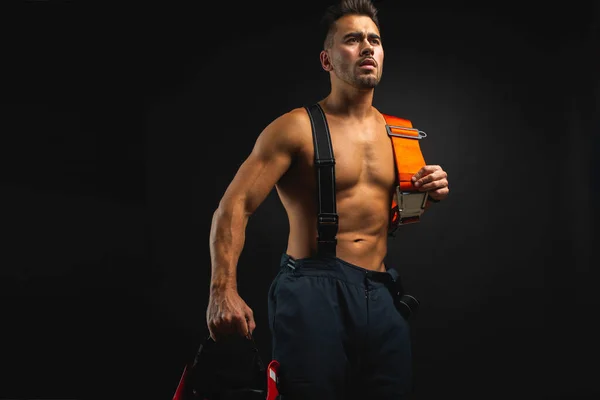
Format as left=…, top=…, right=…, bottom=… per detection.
left=360, top=42, right=374, bottom=57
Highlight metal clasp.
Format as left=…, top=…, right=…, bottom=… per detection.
left=396, top=187, right=428, bottom=224
left=386, top=125, right=427, bottom=139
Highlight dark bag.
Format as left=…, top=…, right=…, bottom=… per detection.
left=175, top=334, right=266, bottom=400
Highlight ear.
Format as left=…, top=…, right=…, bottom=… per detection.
left=319, top=50, right=333, bottom=72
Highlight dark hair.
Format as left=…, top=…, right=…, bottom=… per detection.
left=320, top=0, right=380, bottom=49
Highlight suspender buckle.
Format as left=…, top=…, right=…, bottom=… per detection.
left=396, top=187, right=428, bottom=225
left=318, top=213, right=338, bottom=225
left=317, top=212, right=338, bottom=246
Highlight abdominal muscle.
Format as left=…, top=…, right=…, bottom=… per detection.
left=279, top=182, right=392, bottom=272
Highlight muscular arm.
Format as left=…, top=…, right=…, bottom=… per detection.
left=206, top=111, right=305, bottom=340
left=209, top=111, right=303, bottom=292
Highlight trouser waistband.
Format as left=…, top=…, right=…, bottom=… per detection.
left=279, top=253, right=402, bottom=291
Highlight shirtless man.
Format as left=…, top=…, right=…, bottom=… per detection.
left=206, top=0, right=449, bottom=398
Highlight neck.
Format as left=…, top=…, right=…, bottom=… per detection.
left=321, top=82, right=375, bottom=119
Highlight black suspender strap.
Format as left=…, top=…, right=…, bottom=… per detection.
left=305, top=103, right=338, bottom=257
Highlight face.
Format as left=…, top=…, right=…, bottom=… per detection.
left=321, top=14, right=384, bottom=89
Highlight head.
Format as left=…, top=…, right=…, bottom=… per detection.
left=319, top=0, right=383, bottom=90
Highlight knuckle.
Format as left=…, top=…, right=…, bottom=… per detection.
left=233, top=312, right=245, bottom=322
left=221, top=313, right=232, bottom=324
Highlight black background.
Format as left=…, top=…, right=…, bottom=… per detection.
left=1, top=1, right=598, bottom=399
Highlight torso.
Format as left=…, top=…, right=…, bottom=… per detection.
left=275, top=104, right=397, bottom=271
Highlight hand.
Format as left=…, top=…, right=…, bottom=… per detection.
left=411, top=165, right=449, bottom=202
left=206, top=288, right=256, bottom=342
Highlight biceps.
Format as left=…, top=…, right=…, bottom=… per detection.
left=221, top=150, right=291, bottom=215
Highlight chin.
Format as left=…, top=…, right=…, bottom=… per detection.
left=356, top=77, right=378, bottom=89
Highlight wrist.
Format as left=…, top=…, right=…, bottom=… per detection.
left=210, top=277, right=237, bottom=293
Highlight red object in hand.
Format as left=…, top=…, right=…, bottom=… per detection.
left=266, top=360, right=280, bottom=400
left=172, top=364, right=188, bottom=400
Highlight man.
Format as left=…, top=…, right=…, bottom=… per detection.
left=206, top=0, right=449, bottom=398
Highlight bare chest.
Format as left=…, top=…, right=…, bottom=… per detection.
left=317, top=120, right=396, bottom=191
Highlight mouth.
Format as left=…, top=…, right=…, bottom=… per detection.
left=359, top=58, right=377, bottom=68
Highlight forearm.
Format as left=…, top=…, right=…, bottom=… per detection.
left=209, top=204, right=248, bottom=293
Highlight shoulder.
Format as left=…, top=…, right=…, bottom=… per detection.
left=254, top=106, right=313, bottom=154
left=373, top=107, right=413, bottom=128
left=260, top=106, right=312, bottom=142
left=267, top=106, right=312, bottom=134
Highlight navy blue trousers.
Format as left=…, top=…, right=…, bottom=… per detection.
left=268, top=254, right=413, bottom=400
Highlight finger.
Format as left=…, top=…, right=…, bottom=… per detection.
left=210, top=313, right=236, bottom=341
left=245, top=319, right=255, bottom=340
left=427, top=187, right=450, bottom=200
left=417, top=170, right=441, bottom=186
left=207, top=320, right=218, bottom=341
left=209, top=327, right=222, bottom=342
left=415, top=168, right=447, bottom=189
left=246, top=308, right=256, bottom=334
left=411, top=165, right=440, bottom=182
left=235, top=314, right=250, bottom=337
left=411, top=167, right=425, bottom=182
left=414, top=170, right=440, bottom=189
left=248, top=318, right=256, bottom=334
left=418, top=177, right=448, bottom=192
